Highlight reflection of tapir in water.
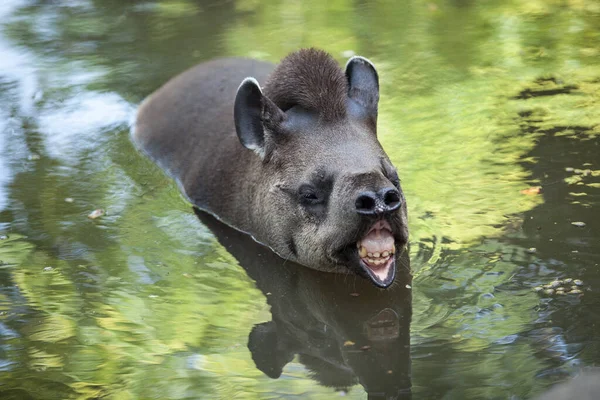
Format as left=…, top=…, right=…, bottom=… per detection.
left=195, top=209, right=412, bottom=399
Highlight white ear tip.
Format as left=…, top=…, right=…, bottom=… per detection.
left=345, top=55, right=376, bottom=69
left=238, top=77, right=262, bottom=93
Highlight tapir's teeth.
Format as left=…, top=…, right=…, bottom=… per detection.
left=358, top=231, right=396, bottom=269
left=359, top=246, right=367, bottom=258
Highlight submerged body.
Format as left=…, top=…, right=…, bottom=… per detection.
left=133, top=49, right=408, bottom=287
left=135, top=58, right=273, bottom=226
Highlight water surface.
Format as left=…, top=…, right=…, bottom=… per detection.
left=0, top=1, right=599, bottom=399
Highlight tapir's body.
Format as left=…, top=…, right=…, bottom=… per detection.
left=133, top=49, right=409, bottom=288
left=135, top=58, right=273, bottom=226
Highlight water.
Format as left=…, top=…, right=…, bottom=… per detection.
left=0, top=1, right=599, bottom=399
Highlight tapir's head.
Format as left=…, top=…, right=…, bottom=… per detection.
left=233, top=49, right=408, bottom=288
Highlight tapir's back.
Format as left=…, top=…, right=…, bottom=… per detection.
left=132, top=58, right=273, bottom=209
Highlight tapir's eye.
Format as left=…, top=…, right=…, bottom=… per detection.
left=298, top=184, right=323, bottom=206
left=296, top=169, right=332, bottom=218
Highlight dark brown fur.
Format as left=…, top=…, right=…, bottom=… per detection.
left=263, top=49, right=348, bottom=122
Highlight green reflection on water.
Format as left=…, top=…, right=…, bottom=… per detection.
left=0, top=0, right=599, bottom=399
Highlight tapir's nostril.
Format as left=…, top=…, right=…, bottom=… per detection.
left=355, top=192, right=378, bottom=215
left=381, top=187, right=401, bottom=211
left=355, top=188, right=401, bottom=216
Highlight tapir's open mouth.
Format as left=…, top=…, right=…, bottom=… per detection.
left=355, top=220, right=396, bottom=288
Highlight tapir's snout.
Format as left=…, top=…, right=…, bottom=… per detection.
left=333, top=171, right=407, bottom=288
left=355, top=187, right=402, bottom=217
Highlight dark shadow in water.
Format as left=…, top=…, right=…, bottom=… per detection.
left=506, top=110, right=600, bottom=380
left=195, top=208, right=413, bottom=399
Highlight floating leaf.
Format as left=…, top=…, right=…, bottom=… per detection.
left=88, top=209, right=105, bottom=219
left=564, top=175, right=583, bottom=184
left=520, top=187, right=542, bottom=195
left=574, top=169, right=592, bottom=176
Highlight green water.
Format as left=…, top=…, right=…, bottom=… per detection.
left=0, top=0, right=599, bottom=399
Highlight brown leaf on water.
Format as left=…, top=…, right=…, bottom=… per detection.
left=88, top=209, right=105, bottom=219
left=520, top=186, right=542, bottom=195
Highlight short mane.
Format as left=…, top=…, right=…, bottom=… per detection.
left=263, top=48, right=348, bottom=122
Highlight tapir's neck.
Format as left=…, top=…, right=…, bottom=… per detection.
left=189, top=146, right=273, bottom=240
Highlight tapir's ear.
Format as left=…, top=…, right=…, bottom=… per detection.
left=345, top=56, right=380, bottom=123
left=234, top=77, right=285, bottom=159
left=248, top=322, right=294, bottom=379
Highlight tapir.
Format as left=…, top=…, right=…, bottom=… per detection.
left=132, top=48, right=408, bottom=288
